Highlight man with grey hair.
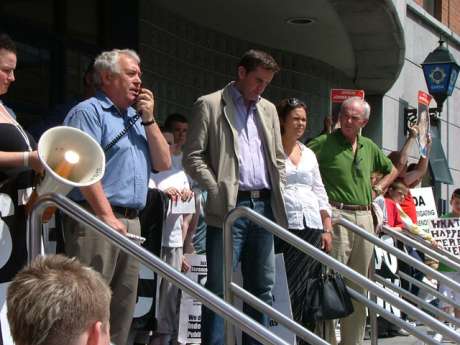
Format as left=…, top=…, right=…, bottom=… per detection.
left=7, top=254, right=111, bottom=345
left=63, top=48, right=171, bottom=345
left=308, top=97, right=398, bottom=345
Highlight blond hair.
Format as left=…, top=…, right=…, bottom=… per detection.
left=7, top=255, right=111, bottom=345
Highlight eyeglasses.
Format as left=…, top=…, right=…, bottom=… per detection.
left=287, top=98, right=306, bottom=108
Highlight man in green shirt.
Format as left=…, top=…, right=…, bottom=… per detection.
left=308, top=97, right=398, bottom=345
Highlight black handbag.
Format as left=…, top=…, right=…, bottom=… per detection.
left=303, top=266, right=354, bottom=322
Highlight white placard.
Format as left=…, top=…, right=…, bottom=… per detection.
left=171, top=195, right=196, bottom=214
left=410, top=187, right=438, bottom=233
left=178, top=254, right=207, bottom=344
left=429, top=218, right=460, bottom=257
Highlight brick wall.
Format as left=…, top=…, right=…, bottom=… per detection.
left=447, top=0, right=460, bottom=35
left=138, top=1, right=355, bottom=137
left=414, top=0, right=460, bottom=36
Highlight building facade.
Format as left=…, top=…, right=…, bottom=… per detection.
left=0, top=1, right=458, bottom=200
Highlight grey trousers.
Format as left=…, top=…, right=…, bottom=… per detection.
left=63, top=207, right=141, bottom=345
left=156, top=246, right=183, bottom=335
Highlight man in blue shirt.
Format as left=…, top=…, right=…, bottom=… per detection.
left=63, top=48, right=171, bottom=345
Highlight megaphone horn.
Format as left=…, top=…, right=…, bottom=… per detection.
left=27, top=126, right=106, bottom=221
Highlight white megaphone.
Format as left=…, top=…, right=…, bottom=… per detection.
left=27, top=126, right=105, bottom=221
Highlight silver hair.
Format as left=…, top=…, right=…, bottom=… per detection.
left=93, top=49, right=140, bottom=87
left=340, top=96, right=370, bottom=119
left=362, top=101, right=371, bottom=119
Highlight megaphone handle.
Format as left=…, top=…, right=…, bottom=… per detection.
left=25, top=190, right=38, bottom=215
left=42, top=206, right=56, bottom=223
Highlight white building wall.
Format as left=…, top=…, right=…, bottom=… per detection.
left=384, top=0, right=460, bottom=204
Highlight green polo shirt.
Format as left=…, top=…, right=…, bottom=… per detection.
left=438, top=212, right=457, bottom=272
left=308, top=130, right=393, bottom=206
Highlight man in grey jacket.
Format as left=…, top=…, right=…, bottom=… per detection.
left=183, top=49, right=287, bottom=345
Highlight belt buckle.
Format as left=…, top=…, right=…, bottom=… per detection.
left=251, top=190, right=260, bottom=199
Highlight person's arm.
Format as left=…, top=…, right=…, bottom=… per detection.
left=372, top=166, right=398, bottom=199
left=136, top=88, right=171, bottom=171
left=182, top=213, right=195, bottom=252
left=320, top=210, right=333, bottom=252
left=272, top=108, right=286, bottom=187
left=393, top=125, right=418, bottom=173
left=310, top=151, right=332, bottom=252
left=182, top=99, right=218, bottom=191
left=80, top=182, right=127, bottom=234
left=403, top=135, right=432, bottom=187
left=182, top=194, right=200, bottom=254
left=0, top=150, right=43, bottom=173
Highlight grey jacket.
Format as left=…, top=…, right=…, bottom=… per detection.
left=183, top=83, right=287, bottom=228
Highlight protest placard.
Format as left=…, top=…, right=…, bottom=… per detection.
left=416, top=91, right=432, bottom=158
left=178, top=254, right=207, bottom=344
left=429, top=218, right=460, bottom=257
left=411, top=187, right=438, bottom=233
left=373, top=235, right=401, bottom=317
left=329, top=89, right=365, bottom=126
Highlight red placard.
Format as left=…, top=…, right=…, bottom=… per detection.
left=329, top=89, right=365, bottom=124
left=417, top=90, right=432, bottom=106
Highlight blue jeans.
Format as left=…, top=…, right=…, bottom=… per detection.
left=202, top=196, right=275, bottom=345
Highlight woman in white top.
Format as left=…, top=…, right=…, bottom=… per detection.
left=275, top=98, right=333, bottom=337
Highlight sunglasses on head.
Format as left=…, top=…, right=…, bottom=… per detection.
left=287, top=98, right=306, bottom=108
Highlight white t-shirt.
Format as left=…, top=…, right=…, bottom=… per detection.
left=150, top=168, right=190, bottom=247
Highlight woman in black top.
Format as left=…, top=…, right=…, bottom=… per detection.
left=0, top=33, right=43, bottom=283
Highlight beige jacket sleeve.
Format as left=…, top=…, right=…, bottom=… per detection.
left=182, top=98, right=218, bottom=191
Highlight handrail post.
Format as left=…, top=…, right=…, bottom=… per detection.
left=224, top=211, right=235, bottom=345
left=369, top=259, right=378, bottom=345
left=27, top=199, right=55, bottom=263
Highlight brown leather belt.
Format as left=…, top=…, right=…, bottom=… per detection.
left=330, top=201, right=371, bottom=211
left=112, top=206, right=139, bottom=219
left=237, top=189, right=271, bottom=200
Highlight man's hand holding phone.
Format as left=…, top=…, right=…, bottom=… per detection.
left=136, top=88, right=156, bottom=125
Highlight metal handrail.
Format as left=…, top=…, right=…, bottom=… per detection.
left=348, top=289, right=438, bottom=345
left=336, top=217, right=460, bottom=343
left=223, top=207, right=460, bottom=344
left=337, top=218, right=460, bottom=293
left=374, top=274, right=460, bottom=328
left=398, top=271, right=460, bottom=310
left=27, top=194, right=289, bottom=345
left=380, top=225, right=460, bottom=270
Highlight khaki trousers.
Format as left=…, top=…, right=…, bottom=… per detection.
left=321, top=208, right=374, bottom=345
left=63, top=207, right=141, bottom=345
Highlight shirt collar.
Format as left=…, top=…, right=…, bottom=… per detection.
left=95, top=90, right=134, bottom=116
left=333, top=129, right=363, bottom=147
left=229, top=82, right=261, bottom=109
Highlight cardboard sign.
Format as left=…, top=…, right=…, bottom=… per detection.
left=329, top=89, right=365, bottom=124
left=429, top=218, right=460, bottom=257
left=178, top=254, right=207, bottom=344
left=411, top=187, right=438, bottom=233
left=416, top=91, right=432, bottom=158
